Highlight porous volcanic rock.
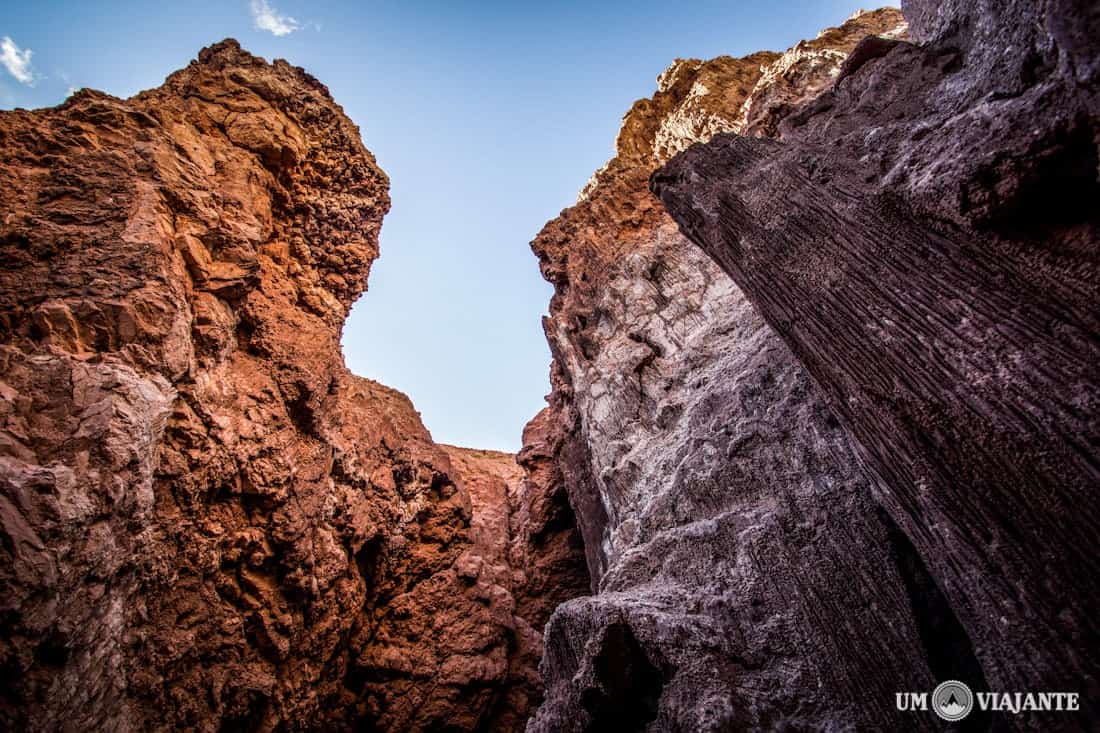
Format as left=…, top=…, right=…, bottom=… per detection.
left=654, top=0, right=1100, bottom=726
left=521, top=9, right=987, bottom=731
left=0, top=40, right=564, bottom=732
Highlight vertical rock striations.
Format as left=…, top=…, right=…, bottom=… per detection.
left=521, top=9, right=983, bottom=731
left=0, top=40, right=554, bottom=731
left=654, top=0, right=1100, bottom=725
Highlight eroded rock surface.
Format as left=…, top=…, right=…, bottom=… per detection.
left=443, top=444, right=589, bottom=732
left=655, top=0, right=1100, bottom=726
left=0, top=40, right=566, bottom=732
left=521, top=9, right=980, bottom=731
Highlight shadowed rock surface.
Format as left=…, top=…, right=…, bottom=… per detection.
left=519, top=9, right=986, bottom=731
left=0, top=40, right=581, bottom=732
left=655, top=0, right=1100, bottom=727
left=442, top=444, right=590, bottom=732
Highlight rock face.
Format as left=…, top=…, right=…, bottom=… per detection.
left=654, top=0, right=1099, bottom=726
left=521, top=9, right=991, bottom=731
left=443, top=444, right=589, bottom=732
left=4, top=2, right=1095, bottom=730
left=0, top=40, right=576, bottom=732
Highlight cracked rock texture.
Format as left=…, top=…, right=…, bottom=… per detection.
left=655, top=0, right=1099, bottom=727
left=521, top=9, right=989, bottom=731
left=0, top=40, right=577, bottom=732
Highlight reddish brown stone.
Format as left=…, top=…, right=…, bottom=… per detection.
left=0, top=40, right=558, bottom=732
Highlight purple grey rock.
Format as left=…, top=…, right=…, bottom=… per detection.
left=654, top=0, right=1100, bottom=726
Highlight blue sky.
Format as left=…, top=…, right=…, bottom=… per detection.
left=2, top=0, right=874, bottom=450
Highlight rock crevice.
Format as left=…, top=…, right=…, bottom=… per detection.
left=2, top=1, right=1097, bottom=729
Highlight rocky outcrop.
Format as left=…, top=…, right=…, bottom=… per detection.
left=521, top=9, right=988, bottom=731
left=654, top=0, right=1099, bottom=726
left=5, top=1, right=1094, bottom=729
left=0, top=40, right=567, bottom=732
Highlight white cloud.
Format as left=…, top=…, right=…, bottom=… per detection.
left=250, top=0, right=299, bottom=36
left=1, top=36, right=35, bottom=86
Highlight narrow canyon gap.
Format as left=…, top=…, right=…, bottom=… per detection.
left=0, top=0, right=1097, bottom=731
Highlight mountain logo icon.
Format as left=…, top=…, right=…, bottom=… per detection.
left=932, top=680, right=974, bottom=721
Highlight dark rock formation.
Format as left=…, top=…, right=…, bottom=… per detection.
left=519, top=9, right=992, bottom=731
left=654, top=0, right=1100, bottom=726
left=0, top=40, right=579, bottom=732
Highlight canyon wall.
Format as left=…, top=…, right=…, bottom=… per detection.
left=0, top=41, right=583, bottom=732
left=653, top=0, right=1099, bottom=726
left=2, top=2, right=1095, bottom=730
left=521, top=9, right=996, bottom=731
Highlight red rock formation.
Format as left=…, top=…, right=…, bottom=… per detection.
left=442, top=444, right=588, bottom=732
left=0, top=40, right=557, bottom=732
